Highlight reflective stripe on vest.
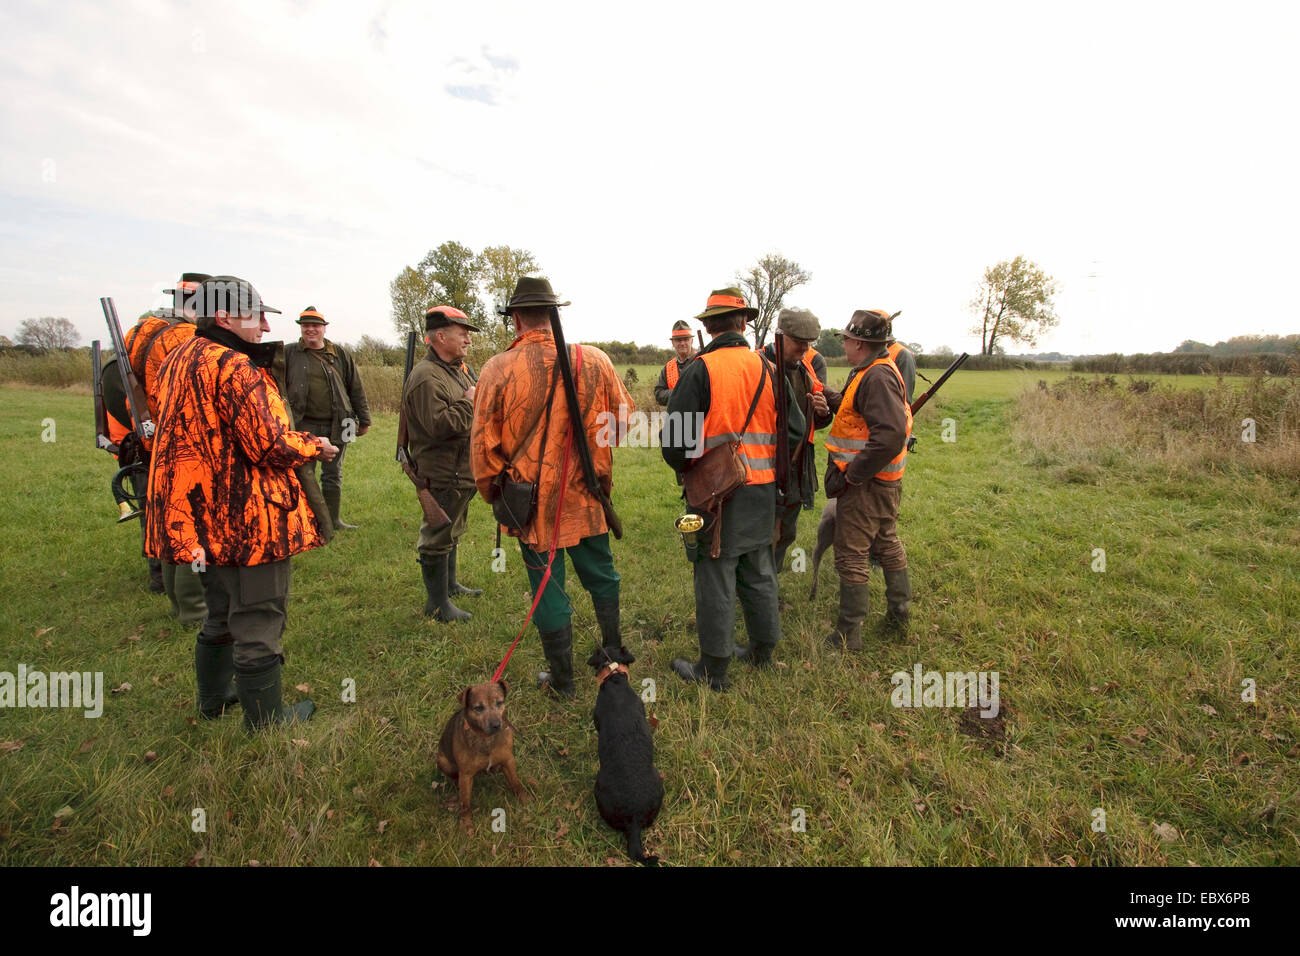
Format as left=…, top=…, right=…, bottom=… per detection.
left=825, top=356, right=912, bottom=481
left=665, top=358, right=680, bottom=390
left=698, top=346, right=778, bottom=485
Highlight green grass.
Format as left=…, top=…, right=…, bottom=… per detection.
left=0, top=378, right=1296, bottom=866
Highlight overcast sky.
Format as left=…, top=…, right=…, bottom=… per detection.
left=2, top=0, right=1297, bottom=356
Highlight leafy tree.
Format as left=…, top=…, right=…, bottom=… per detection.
left=419, top=240, right=485, bottom=326
left=930, top=344, right=955, bottom=359
left=969, top=256, right=1059, bottom=355
left=815, top=328, right=844, bottom=358
left=389, top=266, right=431, bottom=342
left=17, top=316, right=79, bottom=351
left=736, top=253, right=812, bottom=349
left=473, top=244, right=541, bottom=359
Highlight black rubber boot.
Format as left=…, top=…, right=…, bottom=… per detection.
left=148, top=557, right=165, bottom=594
left=883, top=568, right=912, bottom=634
left=733, top=641, right=774, bottom=669
left=593, top=598, right=621, bottom=649
left=195, top=638, right=239, bottom=720
left=670, top=654, right=730, bottom=691
left=448, top=544, right=482, bottom=597
left=536, top=624, right=575, bottom=699
left=420, top=555, right=471, bottom=622
left=825, top=581, right=870, bottom=651
left=324, top=487, right=357, bottom=530
left=235, top=659, right=315, bottom=732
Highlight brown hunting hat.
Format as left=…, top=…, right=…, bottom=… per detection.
left=297, top=306, right=327, bottom=326
left=425, top=304, right=480, bottom=332
left=498, top=276, right=569, bottom=315
left=838, top=309, right=899, bottom=343
left=694, top=287, right=758, bottom=321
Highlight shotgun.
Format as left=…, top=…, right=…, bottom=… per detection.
left=772, top=331, right=790, bottom=502
left=697, top=329, right=705, bottom=352
left=396, top=328, right=451, bottom=532
left=549, top=307, right=623, bottom=539
left=100, top=297, right=154, bottom=441
left=910, top=352, right=969, bottom=415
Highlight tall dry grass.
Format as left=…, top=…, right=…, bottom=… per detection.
left=1015, top=374, right=1300, bottom=478
left=0, top=349, right=92, bottom=389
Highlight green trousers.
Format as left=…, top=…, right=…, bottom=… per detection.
left=518, top=533, right=620, bottom=633
left=694, top=543, right=781, bottom=657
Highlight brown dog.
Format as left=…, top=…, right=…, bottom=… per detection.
left=436, top=680, right=528, bottom=834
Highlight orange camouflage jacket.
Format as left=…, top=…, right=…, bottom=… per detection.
left=471, top=328, right=631, bottom=550
left=125, top=311, right=199, bottom=427
left=145, top=327, right=325, bottom=566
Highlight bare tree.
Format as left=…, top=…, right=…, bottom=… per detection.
left=17, top=317, right=79, bottom=351
left=969, top=257, right=1060, bottom=355
left=736, top=254, right=812, bottom=348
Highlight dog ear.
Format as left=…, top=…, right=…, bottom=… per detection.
left=612, top=645, right=636, bottom=666
left=458, top=686, right=472, bottom=709
left=496, top=679, right=509, bottom=699
left=585, top=648, right=605, bottom=669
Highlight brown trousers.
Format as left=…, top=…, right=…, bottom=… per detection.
left=833, top=478, right=907, bottom=585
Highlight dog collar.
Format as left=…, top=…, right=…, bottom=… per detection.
left=595, top=662, right=629, bottom=688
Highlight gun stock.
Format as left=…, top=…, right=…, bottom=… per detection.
left=910, top=352, right=969, bottom=415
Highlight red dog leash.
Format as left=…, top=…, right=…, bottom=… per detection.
left=492, top=346, right=582, bottom=683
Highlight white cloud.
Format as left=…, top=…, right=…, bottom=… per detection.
left=1, top=0, right=1297, bottom=354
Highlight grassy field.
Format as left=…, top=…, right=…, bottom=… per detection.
left=0, top=370, right=1296, bottom=866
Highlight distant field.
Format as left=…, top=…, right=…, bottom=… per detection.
left=0, top=373, right=1295, bottom=867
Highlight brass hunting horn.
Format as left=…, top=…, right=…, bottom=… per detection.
left=675, top=513, right=704, bottom=562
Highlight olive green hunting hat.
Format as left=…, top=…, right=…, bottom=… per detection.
left=670, top=320, right=694, bottom=340
left=694, top=287, right=758, bottom=321
left=297, top=306, right=327, bottom=326
left=839, top=309, right=897, bottom=343
left=777, top=308, right=820, bottom=341
left=498, top=276, right=569, bottom=315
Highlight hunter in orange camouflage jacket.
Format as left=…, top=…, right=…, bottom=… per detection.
left=146, top=327, right=325, bottom=567
left=471, top=328, right=631, bottom=551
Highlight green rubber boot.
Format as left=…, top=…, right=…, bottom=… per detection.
left=448, top=544, right=482, bottom=596
left=195, top=638, right=239, bottom=720
left=883, top=568, right=912, bottom=634
left=537, top=624, right=575, bottom=699
left=825, top=580, right=870, bottom=651
left=235, top=659, right=315, bottom=732
left=421, top=554, right=471, bottom=622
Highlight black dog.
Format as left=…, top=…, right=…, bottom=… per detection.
left=586, top=646, right=664, bottom=865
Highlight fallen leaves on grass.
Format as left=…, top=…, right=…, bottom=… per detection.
left=377, top=819, right=390, bottom=835
left=295, top=683, right=312, bottom=693
left=1152, top=822, right=1180, bottom=843
left=0, top=741, right=24, bottom=755
left=1198, top=705, right=1218, bottom=717
left=111, top=682, right=132, bottom=694
left=35, top=627, right=53, bottom=638
left=143, top=750, right=157, bottom=762
left=1233, top=752, right=1251, bottom=766
left=291, top=739, right=309, bottom=747
left=161, top=786, right=175, bottom=799
left=188, top=849, right=206, bottom=867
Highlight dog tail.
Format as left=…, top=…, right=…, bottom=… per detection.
left=809, top=550, right=822, bottom=600
left=626, top=824, right=659, bottom=866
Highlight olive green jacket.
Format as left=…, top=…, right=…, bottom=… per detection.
left=402, top=347, right=478, bottom=489
left=284, top=340, right=371, bottom=444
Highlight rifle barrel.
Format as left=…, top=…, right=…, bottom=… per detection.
left=910, top=352, right=969, bottom=414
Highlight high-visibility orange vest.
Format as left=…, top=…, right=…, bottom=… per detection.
left=825, top=355, right=912, bottom=481
left=886, top=342, right=904, bottom=363
left=699, top=346, right=778, bottom=485
left=665, top=358, right=681, bottom=390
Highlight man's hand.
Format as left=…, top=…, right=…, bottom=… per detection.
left=810, top=391, right=829, bottom=417
left=464, top=385, right=477, bottom=403
left=356, top=425, right=370, bottom=437
left=316, top=436, right=340, bottom=462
